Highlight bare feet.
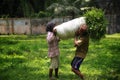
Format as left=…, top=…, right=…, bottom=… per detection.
left=49, top=77, right=56, bottom=80
left=72, top=68, right=84, bottom=80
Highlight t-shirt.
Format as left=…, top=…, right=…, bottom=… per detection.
left=75, top=35, right=89, bottom=58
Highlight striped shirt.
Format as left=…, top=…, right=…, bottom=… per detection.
left=47, top=32, right=60, bottom=58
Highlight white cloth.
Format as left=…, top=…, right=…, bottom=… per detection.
left=54, top=17, right=86, bottom=39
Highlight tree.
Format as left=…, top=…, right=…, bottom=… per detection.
left=0, top=0, right=46, bottom=18
left=47, top=3, right=64, bottom=16
left=47, top=0, right=81, bottom=18
left=0, top=0, right=21, bottom=17
left=62, top=0, right=80, bottom=19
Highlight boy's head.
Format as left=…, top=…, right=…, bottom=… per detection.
left=79, top=24, right=88, bottom=33
left=75, top=24, right=88, bottom=36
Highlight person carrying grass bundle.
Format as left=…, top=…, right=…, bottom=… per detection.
left=46, top=20, right=60, bottom=80
left=71, top=24, right=89, bottom=80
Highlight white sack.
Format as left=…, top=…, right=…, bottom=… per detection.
left=54, top=17, right=86, bottom=39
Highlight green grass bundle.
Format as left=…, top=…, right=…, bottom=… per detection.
left=83, top=8, right=108, bottom=40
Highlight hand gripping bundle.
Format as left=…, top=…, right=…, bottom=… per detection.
left=53, top=17, right=86, bottom=39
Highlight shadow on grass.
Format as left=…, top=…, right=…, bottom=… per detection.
left=0, top=56, right=25, bottom=80
left=83, top=38, right=120, bottom=80
left=106, top=42, right=120, bottom=80
left=0, top=38, right=18, bottom=45
left=0, top=56, right=49, bottom=80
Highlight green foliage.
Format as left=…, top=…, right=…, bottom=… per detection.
left=1, top=15, right=10, bottom=18
left=83, top=8, right=108, bottom=40
left=37, top=11, right=48, bottom=17
left=46, top=0, right=81, bottom=18
left=19, top=0, right=34, bottom=18
left=30, top=11, right=51, bottom=18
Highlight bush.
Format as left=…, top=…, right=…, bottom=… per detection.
left=30, top=11, right=50, bottom=18
left=83, top=8, right=108, bottom=40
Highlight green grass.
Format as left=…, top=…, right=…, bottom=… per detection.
left=0, top=34, right=120, bottom=80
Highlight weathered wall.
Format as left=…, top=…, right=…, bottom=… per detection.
left=0, top=19, right=13, bottom=34
left=13, top=19, right=30, bottom=34
left=0, top=17, right=71, bottom=35
left=0, top=18, right=49, bottom=35
left=0, top=16, right=120, bottom=35
left=30, top=18, right=48, bottom=35
left=0, top=18, right=31, bottom=34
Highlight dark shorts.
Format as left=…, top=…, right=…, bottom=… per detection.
left=71, top=57, right=84, bottom=70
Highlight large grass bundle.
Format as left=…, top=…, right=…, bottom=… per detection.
left=83, top=8, right=108, bottom=40
left=54, top=8, right=108, bottom=41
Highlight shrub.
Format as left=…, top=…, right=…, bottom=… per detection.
left=30, top=11, right=50, bottom=18
left=83, top=8, right=108, bottom=40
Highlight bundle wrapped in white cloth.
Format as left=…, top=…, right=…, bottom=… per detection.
left=53, top=17, right=86, bottom=39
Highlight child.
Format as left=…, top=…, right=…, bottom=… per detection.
left=46, top=21, right=60, bottom=80
left=71, top=24, right=89, bottom=80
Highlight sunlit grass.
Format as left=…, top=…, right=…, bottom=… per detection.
left=106, top=33, right=120, bottom=38
left=0, top=34, right=120, bottom=80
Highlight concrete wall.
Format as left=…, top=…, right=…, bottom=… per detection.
left=13, top=19, right=30, bottom=34
left=0, top=18, right=48, bottom=35
left=0, top=17, right=71, bottom=35
left=0, top=18, right=31, bottom=34
left=0, top=16, right=120, bottom=35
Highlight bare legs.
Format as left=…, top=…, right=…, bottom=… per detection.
left=55, top=68, right=59, bottom=78
left=49, top=69, right=53, bottom=80
left=49, top=68, right=59, bottom=80
left=72, top=68, right=84, bottom=80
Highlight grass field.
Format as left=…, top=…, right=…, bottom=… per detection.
left=0, top=34, right=120, bottom=80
